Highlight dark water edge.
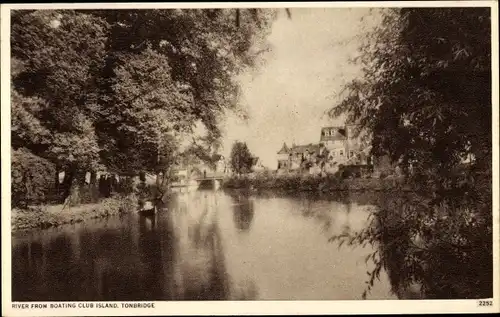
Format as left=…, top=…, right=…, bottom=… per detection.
left=222, top=176, right=415, bottom=193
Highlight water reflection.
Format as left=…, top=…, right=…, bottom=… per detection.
left=228, top=191, right=255, bottom=232
left=137, top=213, right=164, bottom=299
left=12, top=189, right=394, bottom=301
left=169, top=192, right=229, bottom=300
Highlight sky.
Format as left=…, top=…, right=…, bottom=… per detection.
left=219, top=8, right=379, bottom=168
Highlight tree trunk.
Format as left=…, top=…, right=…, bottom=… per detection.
left=61, top=167, right=86, bottom=207
left=90, top=171, right=98, bottom=203
left=156, top=169, right=170, bottom=201
left=68, top=178, right=81, bottom=207
left=54, top=169, right=61, bottom=202
left=69, top=171, right=87, bottom=206
left=23, top=171, right=32, bottom=208
left=60, top=167, right=75, bottom=204
left=156, top=172, right=162, bottom=188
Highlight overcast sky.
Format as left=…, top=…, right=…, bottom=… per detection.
left=219, top=8, right=380, bottom=168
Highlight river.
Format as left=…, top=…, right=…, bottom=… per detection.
left=11, top=189, right=395, bottom=301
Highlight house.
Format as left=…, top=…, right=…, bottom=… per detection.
left=320, top=127, right=346, bottom=151
left=212, top=154, right=227, bottom=173
left=277, top=143, right=322, bottom=172
left=251, top=157, right=266, bottom=172
left=289, top=143, right=321, bottom=170
left=277, top=143, right=291, bottom=170
left=320, top=125, right=369, bottom=166
left=277, top=124, right=371, bottom=174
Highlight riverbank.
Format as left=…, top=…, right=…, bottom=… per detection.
left=11, top=194, right=138, bottom=232
left=223, top=174, right=412, bottom=192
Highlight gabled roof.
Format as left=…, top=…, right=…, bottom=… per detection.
left=277, top=143, right=290, bottom=154
left=320, top=127, right=347, bottom=142
left=290, top=143, right=321, bottom=155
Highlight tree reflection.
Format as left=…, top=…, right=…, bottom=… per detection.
left=168, top=191, right=258, bottom=300
left=12, top=191, right=260, bottom=301
left=228, top=191, right=255, bottom=232
left=330, top=192, right=493, bottom=300
left=183, top=218, right=230, bottom=300
left=137, top=213, right=165, bottom=299
left=171, top=193, right=230, bottom=300
left=12, top=241, right=45, bottom=301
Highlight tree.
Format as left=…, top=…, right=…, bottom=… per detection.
left=11, top=9, right=276, bottom=204
left=229, top=141, right=254, bottom=175
left=11, top=10, right=108, bottom=203
left=91, top=9, right=276, bottom=142
left=11, top=148, right=56, bottom=208
left=329, top=8, right=492, bottom=299
left=330, top=8, right=491, bottom=185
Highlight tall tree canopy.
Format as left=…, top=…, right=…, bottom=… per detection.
left=11, top=9, right=276, bottom=200
left=230, top=141, right=254, bottom=175
left=329, top=8, right=493, bottom=299
left=330, top=8, right=491, bottom=185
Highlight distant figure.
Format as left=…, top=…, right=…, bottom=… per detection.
left=204, top=170, right=207, bottom=178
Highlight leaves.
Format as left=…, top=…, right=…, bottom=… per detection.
left=230, top=141, right=255, bottom=175
left=330, top=8, right=491, bottom=182
left=328, top=8, right=492, bottom=298
left=12, top=9, right=275, bottom=176
left=11, top=148, right=56, bottom=207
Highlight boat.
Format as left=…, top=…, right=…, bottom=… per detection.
left=138, top=200, right=156, bottom=217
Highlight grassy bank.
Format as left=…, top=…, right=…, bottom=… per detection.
left=223, top=173, right=411, bottom=192
left=11, top=194, right=138, bottom=232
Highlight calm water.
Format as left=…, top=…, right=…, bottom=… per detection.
left=12, top=189, right=395, bottom=301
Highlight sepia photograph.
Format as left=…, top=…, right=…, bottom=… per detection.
left=1, top=1, right=498, bottom=315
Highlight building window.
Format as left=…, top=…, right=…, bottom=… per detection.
left=340, top=150, right=344, bottom=156
left=350, top=151, right=354, bottom=158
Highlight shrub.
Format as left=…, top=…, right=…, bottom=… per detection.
left=11, top=148, right=56, bottom=208
left=115, top=176, right=136, bottom=195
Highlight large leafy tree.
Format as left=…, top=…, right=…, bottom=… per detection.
left=329, top=8, right=492, bottom=299
left=91, top=9, right=275, bottom=146
left=11, top=9, right=275, bottom=203
left=229, top=141, right=254, bottom=175
left=11, top=10, right=108, bottom=201
left=330, top=8, right=491, bottom=184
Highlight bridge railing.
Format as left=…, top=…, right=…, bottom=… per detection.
left=194, top=172, right=227, bottom=180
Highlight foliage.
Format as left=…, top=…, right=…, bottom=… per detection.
left=330, top=8, right=491, bottom=182
left=92, top=8, right=276, bottom=148
left=330, top=187, right=492, bottom=299
left=11, top=10, right=107, bottom=171
left=229, top=141, right=254, bottom=175
left=329, top=8, right=492, bottom=299
left=11, top=9, right=275, bottom=203
left=11, top=148, right=56, bottom=208
left=223, top=173, right=406, bottom=192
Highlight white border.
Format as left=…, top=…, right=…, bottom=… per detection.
left=1, top=1, right=499, bottom=316
left=1, top=1, right=497, bottom=9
